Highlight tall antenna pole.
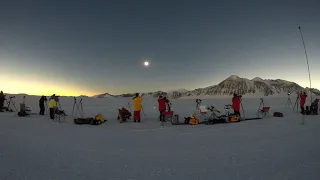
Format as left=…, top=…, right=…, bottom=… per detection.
left=298, top=26, right=312, bottom=104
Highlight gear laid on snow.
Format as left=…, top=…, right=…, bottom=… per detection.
left=74, top=114, right=106, bottom=125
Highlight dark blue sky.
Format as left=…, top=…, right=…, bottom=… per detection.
left=1, top=0, right=320, bottom=96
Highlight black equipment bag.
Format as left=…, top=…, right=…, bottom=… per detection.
left=74, top=118, right=94, bottom=125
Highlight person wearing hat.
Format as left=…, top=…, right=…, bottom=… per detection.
left=48, top=94, right=59, bottom=119
left=132, top=93, right=143, bottom=122
left=39, top=95, right=47, bottom=115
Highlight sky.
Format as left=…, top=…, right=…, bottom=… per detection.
left=0, top=0, right=320, bottom=96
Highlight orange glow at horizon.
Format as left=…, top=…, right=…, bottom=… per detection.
left=1, top=78, right=98, bottom=97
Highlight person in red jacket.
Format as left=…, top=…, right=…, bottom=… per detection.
left=300, top=92, right=307, bottom=114
left=158, top=95, right=166, bottom=121
left=232, top=93, right=241, bottom=117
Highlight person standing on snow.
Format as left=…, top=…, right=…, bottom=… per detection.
left=132, top=93, right=143, bottom=123
left=39, top=96, right=47, bottom=115
left=232, top=93, right=241, bottom=117
left=158, top=95, right=166, bottom=121
left=48, top=94, right=59, bottom=119
left=0, top=91, right=5, bottom=112
left=300, top=92, right=307, bottom=114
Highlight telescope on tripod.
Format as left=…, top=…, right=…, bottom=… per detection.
left=5, top=96, right=17, bottom=112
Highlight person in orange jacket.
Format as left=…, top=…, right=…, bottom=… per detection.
left=232, top=93, right=241, bottom=117
left=132, top=93, right=143, bottom=122
left=300, top=92, right=307, bottom=114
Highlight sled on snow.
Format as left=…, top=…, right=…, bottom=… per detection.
left=74, top=114, right=106, bottom=125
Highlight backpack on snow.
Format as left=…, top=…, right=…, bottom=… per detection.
left=273, top=112, right=283, bottom=117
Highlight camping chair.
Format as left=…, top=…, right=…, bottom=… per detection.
left=257, top=106, right=270, bottom=118
left=162, top=111, right=174, bottom=122
left=198, top=105, right=208, bottom=115
left=54, top=106, right=67, bottom=122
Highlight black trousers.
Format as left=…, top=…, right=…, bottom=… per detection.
left=234, top=110, right=240, bottom=116
left=39, top=104, right=45, bottom=115
left=159, top=111, right=165, bottom=121
left=300, top=106, right=305, bottom=114
left=49, top=108, right=54, bottom=119
left=0, top=100, right=3, bottom=112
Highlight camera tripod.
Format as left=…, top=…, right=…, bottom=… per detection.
left=286, top=94, right=292, bottom=108
left=6, top=96, right=17, bottom=112
left=72, top=97, right=84, bottom=118
left=256, top=98, right=265, bottom=116
left=293, top=95, right=300, bottom=112
left=240, top=97, right=246, bottom=120
left=223, top=104, right=231, bottom=115
left=195, top=99, right=202, bottom=111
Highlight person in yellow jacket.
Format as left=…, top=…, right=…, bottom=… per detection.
left=48, top=94, right=58, bottom=119
left=132, top=93, right=143, bottom=122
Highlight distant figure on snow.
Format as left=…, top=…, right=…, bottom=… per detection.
left=299, top=92, right=307, bottom=114
left=39, top=96, right=47, bottom=115
left=232, top=93, right=241, bottom=117
left=0, top=91, right=5, bottom=112
left=132, top=93, right=143, bottom=123
left=158, top=95, right=166, bottom=121
left=48, top=94, right=59, bottom=119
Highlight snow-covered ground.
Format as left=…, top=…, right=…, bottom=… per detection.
left=1, top=95, right=320, bottom=180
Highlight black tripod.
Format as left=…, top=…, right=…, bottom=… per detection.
left=196, top=99, right=202, bottom=111
left=256, top=98, right=265, bottom=117
left=240, top=96, right=245, bottom=120
left=72, top=97, right=84, bottom=118
left=6, top=96, right=17, bottom=112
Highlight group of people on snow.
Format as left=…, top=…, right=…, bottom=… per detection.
left=299, top=92, right=319, bottom=115
left=37, top=94, right=60, bottom=119
left=155, top=93, right=243, bottom=121
left=0, top=90, right=319, bottom=120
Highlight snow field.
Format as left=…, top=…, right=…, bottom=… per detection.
left=0, top=95, right=320, bottom=180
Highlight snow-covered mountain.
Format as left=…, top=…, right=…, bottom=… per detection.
left=92, top=89, right=189, bottom=99
left=92, top=93, right=114, bottom=98
left=183, top=75, right=316, bottom=97
left=92, top=75, right=319, bottom=99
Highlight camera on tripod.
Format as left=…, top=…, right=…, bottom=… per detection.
left=207, top=106, right=220, bottom=113
left=235, top=94, right=242, bottom=98
left=165, top=98, right=171, bottom=105
left=224, top=104, right=232, bottom=109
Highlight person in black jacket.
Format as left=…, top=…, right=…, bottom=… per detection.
left=39, top=95, right=47, bottom=115
left=0, top=91, right=5, bottom=112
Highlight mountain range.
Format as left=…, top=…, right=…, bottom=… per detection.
left=93, top=75, right=320, bottom=99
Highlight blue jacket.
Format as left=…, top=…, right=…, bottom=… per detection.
left=49, top=96, right=59, bottom=102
